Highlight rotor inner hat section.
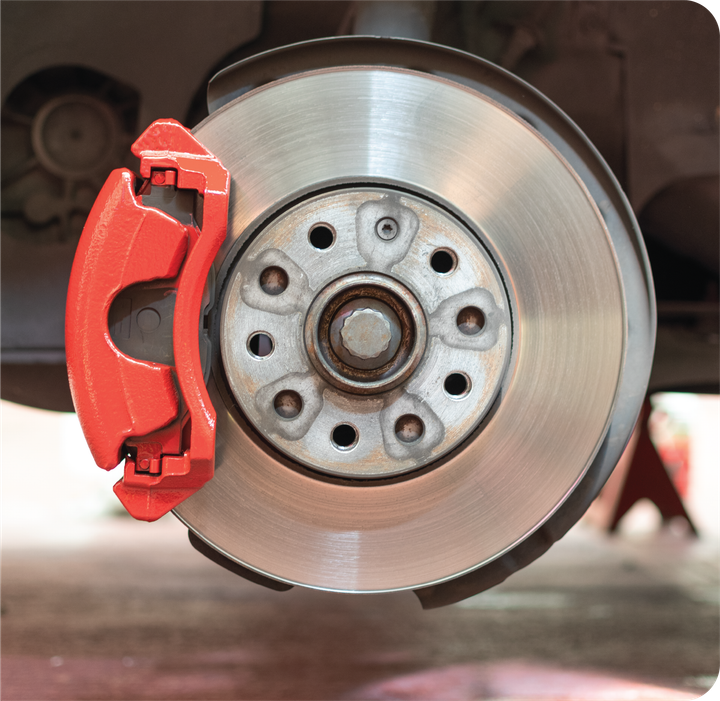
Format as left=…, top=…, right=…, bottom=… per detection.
left=219, top=187, right=511, bottom=478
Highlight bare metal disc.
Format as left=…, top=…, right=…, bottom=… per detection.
left=175, top=67, right=625, bottom=592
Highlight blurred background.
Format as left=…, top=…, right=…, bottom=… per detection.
left=2, top=1, right=719, bottom=699
left=2, top=395, right=718, bottom=699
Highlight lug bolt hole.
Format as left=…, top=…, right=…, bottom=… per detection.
left=247, top=332, right=274, bottom=359
left=395, top=414, right=424, bottom=443
left=309, top=224, right=335, bottom=250
left=331, top=423, right=358, bottom=450
left=444, top=372, right=471, bottom=399
left=430, top=248, right=457, bottom=274
left=456, top=306, right=485, bottom=336
left=274, top=390, right=303, bottom=420
left=259, top=266, right=288, bottom=295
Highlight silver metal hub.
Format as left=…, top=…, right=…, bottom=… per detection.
left=219, top=187, right=511, bottom=478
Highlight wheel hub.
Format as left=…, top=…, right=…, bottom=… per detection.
left=307, top=272, right=427, bottom=394
left=219, top=186, right=510, bottom=478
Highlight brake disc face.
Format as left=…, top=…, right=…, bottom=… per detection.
left=174, top=65, right=627, bottom=593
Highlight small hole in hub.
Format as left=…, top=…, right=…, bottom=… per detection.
left=444, top=373, right=471, bottom=399
left=247, top=332, right=274, bottom=358
left=430, top=248, right=457, bottom=274
left=309, top=224, right=335, bottom=250
left=395, top=414, right=424, bottom=443
left=456, top=306, right=485, bottom=336
left=332, top=423, right=358, bottom=450
left=274, top=390, right=303, bottom=419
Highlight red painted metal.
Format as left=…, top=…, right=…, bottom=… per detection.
left=66, top=119, right=230, bottom=521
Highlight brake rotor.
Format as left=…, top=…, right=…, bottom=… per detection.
left=173, top=62, right=631, bottom=593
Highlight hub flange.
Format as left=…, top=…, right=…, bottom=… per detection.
left=219, top=187, right=511, bottom=478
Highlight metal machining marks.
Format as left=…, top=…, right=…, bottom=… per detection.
left=175, top=66, right=626, bottom=593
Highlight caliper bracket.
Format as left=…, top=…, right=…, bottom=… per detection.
left=66, top=119, right=230, bottom=521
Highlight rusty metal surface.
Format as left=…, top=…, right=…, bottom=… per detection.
left=218, top=186, right=509, bottom=479
left=175, top=66, right=626, bottom=593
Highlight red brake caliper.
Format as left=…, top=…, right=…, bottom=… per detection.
left=66, top=119, right=230, bottom=521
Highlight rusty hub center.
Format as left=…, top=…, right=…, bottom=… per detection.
left=332, top=299, right=401, bottom=368
left=306, top=273, right=427, bottom=394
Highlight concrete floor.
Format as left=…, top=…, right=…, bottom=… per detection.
left=1, top=515, right=718, bottom=700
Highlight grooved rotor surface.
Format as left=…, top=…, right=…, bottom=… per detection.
left=175, top=66, right=625, bottom=593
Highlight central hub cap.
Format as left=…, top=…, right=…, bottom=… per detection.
left=305, top=272, right=427, bottom=395
left=330, top=299, right=402, bottom=370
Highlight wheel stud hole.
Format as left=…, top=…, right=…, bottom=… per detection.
left=274, top=390, right=303, bottom=419
left=259, top=266, right=288, bottom=295
left=309, top=224, right=335, bottom=250
left=395, top=414, right=424, bottom=443
left=456, top=306, right=485, bottom=336
left=444, top=372, right=471, bottom=399
left=247, top=332, right=274, bottom=359
left=430, top=248, right=457, bottom=274
left=331, top=423, right=358, bottom=450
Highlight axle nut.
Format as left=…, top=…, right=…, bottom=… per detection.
left=341, top=308, right=391, bottom=359
left=329, top=298, right=402, bottom=370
